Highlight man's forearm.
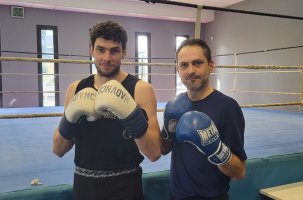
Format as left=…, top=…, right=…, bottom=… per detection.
left=218, top=153, right=246, bottom=180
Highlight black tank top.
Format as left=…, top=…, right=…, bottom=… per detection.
left=74, top=74, right=144, bottom=170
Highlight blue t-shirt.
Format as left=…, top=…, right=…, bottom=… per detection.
left=170, top=90, right=247, bottom=198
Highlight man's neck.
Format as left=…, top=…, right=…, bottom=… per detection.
left=94, top=71, right=127, bottom=89
left=188, top=86, right=214, bottom=101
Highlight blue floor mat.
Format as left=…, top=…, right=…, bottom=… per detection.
left=0, top=107, right=302, bottom=193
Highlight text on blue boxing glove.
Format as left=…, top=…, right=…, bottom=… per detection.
left=176, top=111, right=231, bottom=166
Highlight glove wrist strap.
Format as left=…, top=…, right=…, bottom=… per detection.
left=208, top=142, right=232, bottom=166
left=120, top=106, right=148, bottom=139
left=58, top=114, right=78, bottom=140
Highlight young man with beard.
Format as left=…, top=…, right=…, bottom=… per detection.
left=52, top=20, right=161, bottom=200
left=161, top=38, right=247, bottom=200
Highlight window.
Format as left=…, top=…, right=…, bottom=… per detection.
left=89, top=28, right=97, bottom=75
left=91, top=57, right=97, bottom=74
left=37, top=25, right=58, bottom=106
left=135, top=33, right=151, bottom=82
left=175, top=35, right=188, bottom=95
left=0, top=30, right=2, bottom=107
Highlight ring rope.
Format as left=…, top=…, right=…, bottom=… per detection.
left=0, top=56, right=94, bottom=64
left=1, top=56, right=303, bottom=69
left=0, top=113, right=63, bottom=119
left=0, top=72, right=87, bottom=76
left=0, top=89, right=300, bottom=94
left=0, top=89, right=176, bottom=93
left=211, top=70, right=301, bottom=75
left=0, top=56, right=302, bottom=118
left=227, top=90, right=300, bottom=95
left=0, top=72, right=178, bottom=76
left=0, top=91, right=66, bottom=94
left=0, top=89, right=179, bottom=93
left=0, top=88, right=301, bottom=94
left=240, top=102, right=302, bottom=108
left=0, top=102, right=301, bottom=119
left=0, top=70, right=301, bottom=78
left=215, top=65, right=303, bottom=70
left=0, top=56, right=175, bottom=66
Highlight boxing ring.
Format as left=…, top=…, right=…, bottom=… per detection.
left=1, top=6, right=303, bottom=194
left=1, top=1, right=303, bottom=199
left=0, top=105, right=303, bottom=193
left=0, top=53, right=303, bottom=193
left=0, top=106, right=303, bottom=194
left=0, top=56, right=303, bottom=200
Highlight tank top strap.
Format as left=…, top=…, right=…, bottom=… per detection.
left=75, top=74, right=139, bottom=97
left=75, top=75, right=95, bottom=93
left=121, top=74, right=139, bottom=98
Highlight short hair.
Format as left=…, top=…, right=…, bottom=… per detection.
left=176, top=38, right=212, bottom=63
left=90, top=20, right=128, bottom=51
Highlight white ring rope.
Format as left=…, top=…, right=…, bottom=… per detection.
left=215, top=65, right=302, bottom=70
left=0, top=89, right=299, bottom=95
left=1, top=56, right=303, bottom=69
left=0, top=72, right=178, bottom=76
left=0, top=55, right=302, bottom=118
left=0, top=56, right=175, bottom=66
left=0, top=91, right=66, bottom=94
left=240, top=102, right=302, bottom=108
left=0, top=56, right=302, bottom=96
left=0, top=70, right=301, bottom=77
left=0, top=102, right=302, bottom=119
left=211, top=70, right=301, bottom=75
left=227, top=90, right=300, bottom=95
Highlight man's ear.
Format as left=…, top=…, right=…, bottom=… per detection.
left=122, top=49, right=127, bottom=58
left=89, top=45, right=94, bottom=57
left=176, top=65, right=179, bottom=74
left=209, top=61, right=215, bottom=73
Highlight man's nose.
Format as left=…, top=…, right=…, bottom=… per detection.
left=103, top=50, right=111, bottom=60
left=187, top=64, right=196, bottom=74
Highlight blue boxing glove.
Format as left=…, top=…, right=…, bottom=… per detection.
left=176, top=111, right=231, bottom=165
left=161, top=93, right=192, bottom=140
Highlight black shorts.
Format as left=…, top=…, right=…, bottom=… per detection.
left=170, top=193, right=229, bottom=200
left=73, top=167, right=143, bottom=200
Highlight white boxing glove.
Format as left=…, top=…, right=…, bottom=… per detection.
left=95, top=80, right=148, bottom=138
left=59, top=87, right=97, bottom=140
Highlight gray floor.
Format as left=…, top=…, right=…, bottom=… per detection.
left=0, top=106, right=303, bottom=193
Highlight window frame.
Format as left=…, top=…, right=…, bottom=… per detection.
left=175, top=34, right=189, bottom=95
left=37, top=25, right=59, bottom=107
left=135, top=32, right=151, bottom=83
left=0, top=29, right=2, bottom=108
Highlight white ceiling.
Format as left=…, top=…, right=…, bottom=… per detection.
left=0, top=0, right=245, bottom=23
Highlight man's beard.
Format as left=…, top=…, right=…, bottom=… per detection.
left=182, top=76, right=208, bottom=92
left=96, top=65, right=120, bottom=77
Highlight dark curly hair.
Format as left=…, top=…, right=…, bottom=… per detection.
left=90, top=20, right=128, bottom=51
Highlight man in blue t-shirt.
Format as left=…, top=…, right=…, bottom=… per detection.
left=161, top=38, right=247, bottom=200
